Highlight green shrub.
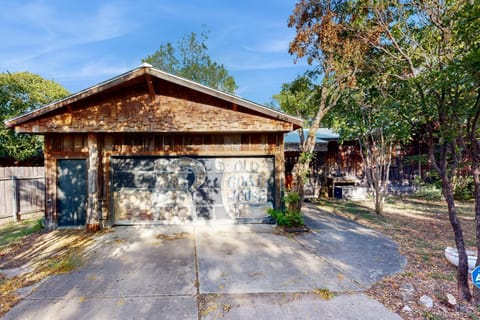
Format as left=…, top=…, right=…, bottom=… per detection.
left=283, top=191, right=301, bottom=211
left=413, top=184, right=443, bottom=201
left=268, top=208, right=305, bottom=227
left=267, top=191, right=305, bottom=227
left=453, top=175, right=474, bottom=201
left=412, top=175, right=474, bottom=201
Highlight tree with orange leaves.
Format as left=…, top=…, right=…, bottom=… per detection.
left=286, top=0, right=371, bottom=211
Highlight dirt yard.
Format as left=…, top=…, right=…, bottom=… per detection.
left=318, top=197, right=480, bottom=320
left=0, top=224, right=96, bottom=317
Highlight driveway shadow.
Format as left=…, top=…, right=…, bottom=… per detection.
left=296, top=203, right=407, bottom=287
left=3, top=215, right=405, bottom=320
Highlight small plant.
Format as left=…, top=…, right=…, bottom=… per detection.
left=284, top=192, right=301, bottom=207
left=298, top=152, right=315, bottom=182
left=268, top=208, right=304, bottom=227
left=267, top=191, right=305, bottom=228
left=313, top=288, right=334, bottom=300
left=284, top=191, right=301, bottom=212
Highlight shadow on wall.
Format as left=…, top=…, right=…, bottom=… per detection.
left=110, top=156, right=275, bottom=223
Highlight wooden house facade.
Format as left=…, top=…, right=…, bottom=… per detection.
left=5, top=64, right=302, bottom=231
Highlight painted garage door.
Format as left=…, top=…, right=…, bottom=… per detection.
left=110, top=156, right=275, bottom=224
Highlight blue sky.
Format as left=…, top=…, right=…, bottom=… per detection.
left=0, top=0, right=311, bottom=105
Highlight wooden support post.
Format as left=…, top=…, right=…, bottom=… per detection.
left=11, top=176, right=19, bottom=222
left=44, top=136, right=57, bottom=229
left=87, top=133, right=100, bottom=232
left=275, top=134, right=285, bottom=209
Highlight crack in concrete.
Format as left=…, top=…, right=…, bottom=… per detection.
left=193, top=227, right=201, bottom=320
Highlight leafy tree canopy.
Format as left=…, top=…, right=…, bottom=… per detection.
left=0, top=72, right=69, bottom=161
left=273, top=74, right=320, bottom=127
left=142, top=29, right=237, bottom=94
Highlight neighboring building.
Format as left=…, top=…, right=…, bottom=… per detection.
left=284, top=129, right=363, bottom=197
left=5, top=64, right=302, bottom=230
left=284, top=129, right=423, bottom=198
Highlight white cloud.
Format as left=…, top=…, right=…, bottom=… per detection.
left=55, top=60, right=135, bottom=80
left=0, top=1, right=137, bottom=68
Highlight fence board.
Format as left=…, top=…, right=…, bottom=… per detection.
left=0, top=166, right=44, bottom=178
left=0, top=167, right=45, bottom=222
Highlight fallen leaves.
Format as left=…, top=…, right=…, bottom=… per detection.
left=155, top=232, right=191, bottom=241
left=0, top=229, right=96, bottom=317
left=313, top=288, right=334, bottom=300
left=321, top=197, right=480, bottom=319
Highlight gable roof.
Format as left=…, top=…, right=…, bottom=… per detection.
left=5, top=63, right=303, bottom=129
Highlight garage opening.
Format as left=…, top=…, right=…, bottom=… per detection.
left=110, top=156, right=275, bottom=225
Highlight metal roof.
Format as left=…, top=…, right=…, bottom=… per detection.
left=5, top=63, right=303, bottom=129
left=284, top=128, right=339, bottom=144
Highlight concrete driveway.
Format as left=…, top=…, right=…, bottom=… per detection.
left=3, top=204, right=406, bottom=320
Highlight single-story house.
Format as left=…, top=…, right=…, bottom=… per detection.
left=5, top=63, right=302, bottom=231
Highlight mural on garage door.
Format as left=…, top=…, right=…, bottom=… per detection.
left=110, top=156, right=274, bottom=223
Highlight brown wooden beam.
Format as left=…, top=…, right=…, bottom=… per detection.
left=87, top=133, right=101, bottom=232
left=145, top=74, right=156, bottom=101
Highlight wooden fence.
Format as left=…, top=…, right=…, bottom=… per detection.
left=0, top=167, right=45, bottom=223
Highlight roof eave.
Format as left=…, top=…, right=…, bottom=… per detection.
left=5, top=65, right=303, bottom=129
left=145, top=68, right=303, bottom=128
left=4, top=67, right=148, bottom=128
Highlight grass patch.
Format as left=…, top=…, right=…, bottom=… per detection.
left=0, top=229, right=95, bottom=318
left=0, top=219, right=43, bottom=248
left=402, top=271, right=415, bottom=278
left=428, top=271, right=455, bottom=281
left=45, top=253, right=82, bottom=274
left=318, top=199, right=385, bottom=224
left=412, top=185, right=443, bottom=202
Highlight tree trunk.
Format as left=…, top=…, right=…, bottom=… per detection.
left=442, top=178, right=472, bottom=301
left=358, top=134, right=392, bottom=215
left=374, top=192, right=384, bottom=215
left=290, top=162, right=306, bottom=212
left=472, top=160, right=480, bottom=303
left=290, top=83, right=335, bottom=212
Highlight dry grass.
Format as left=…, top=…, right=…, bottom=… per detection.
left=318, top=197, right=480, bottom=320
left=0, top=228, right=95, bottom=317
